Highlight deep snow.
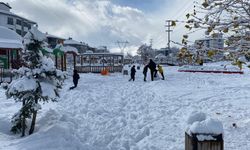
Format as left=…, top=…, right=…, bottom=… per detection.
left=1, top=62, right=250, bottom=150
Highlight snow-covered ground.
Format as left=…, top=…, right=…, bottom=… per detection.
left=1, top=62, right=250, bottom=150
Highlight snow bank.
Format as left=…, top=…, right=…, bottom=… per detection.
left=179, top=65, right=241, bottom=72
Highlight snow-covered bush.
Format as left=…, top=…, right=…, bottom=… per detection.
left=6, top=27, right=65, bottom=136
left=1, top=82, right=9, bottom=90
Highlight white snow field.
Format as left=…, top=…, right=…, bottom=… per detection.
left=1, top=62, right=250, bottom=150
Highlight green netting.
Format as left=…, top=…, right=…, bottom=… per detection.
left=0, top=56, right=8, bottom=69
left=53, top=48, right=64, bottom=56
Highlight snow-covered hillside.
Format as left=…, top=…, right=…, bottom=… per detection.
left=1, top=62, right=250, bottom=150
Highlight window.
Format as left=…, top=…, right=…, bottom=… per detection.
left=16, top=29, right=22, bottom=35
left=7, top=17, right=13, bottom=25
left=24, top=22, right=31, bottom=29
left=8, top=28, right=13, bottom=30
left=16, top=19, right=22, bottom=25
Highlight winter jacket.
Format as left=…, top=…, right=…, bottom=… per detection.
left=73, top=73, right=80, bottom=83
left=148, top=59, right=156, bottom=71
left=131, top=67, right=136, bottom=75
left=158, top=65, right=163, bottom=74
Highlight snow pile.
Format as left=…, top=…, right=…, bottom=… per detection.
left=189, top=118, right=223, bottom=135
left=186, top=112, right=223, bottom=141
left=179, top=65, right=242, bottom=72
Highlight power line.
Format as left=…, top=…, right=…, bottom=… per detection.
left=116, top=41, right=129, bottom=55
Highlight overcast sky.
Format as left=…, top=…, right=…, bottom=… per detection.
left=4, top=0, right=204, bottom=55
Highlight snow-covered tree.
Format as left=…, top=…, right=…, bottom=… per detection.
left=6, top=27, right=65, bottom=136
left=184, top=0, right=249, bottom=47
left=137, top=44, right=155, bottom=63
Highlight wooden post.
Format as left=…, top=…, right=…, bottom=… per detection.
left=73, top=53, right=76, bottom=70
left=61, top=54, right=63, bottom=71
left=185, top=132, right=223, bottom=150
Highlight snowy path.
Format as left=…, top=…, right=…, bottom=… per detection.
left=1, top=64, right=250, bottom=149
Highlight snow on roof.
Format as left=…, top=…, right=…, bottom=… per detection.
left=24, top=26, right=46, bottom=43
left=0, top=26, right=23, bottom=49
left=55, top=44, right=79, bottom=54
left=46, top=33, right=65, bottom=40
left=155, top=53, right=167, bottom=59
left=64, top=39, right=83, bottom=45
left=61, top=46, right=78, bottom=54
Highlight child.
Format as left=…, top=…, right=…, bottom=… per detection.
left=143, top=65, right=148, bottom=82
left=157, top=64, right=165, bottom=80
left=129, top=65, right=136, bottom=81
left=70, top=69, right=80, bottom=90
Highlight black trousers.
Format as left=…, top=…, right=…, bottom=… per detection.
left=150, top=70, right=154, bottom=81
left=129, top=74, right=135, bottom=81
left=160, top=72, right=165, bottom=80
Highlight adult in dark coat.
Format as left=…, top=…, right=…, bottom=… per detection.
left=70, top=69, right=80, bottom=90
left=129, top=65, right=136, bottom=81
left=148, top=59, right=157, bottom=81
left=143, top=65, right=148, bottom=82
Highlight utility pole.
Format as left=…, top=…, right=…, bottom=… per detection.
left=165, top=20, right=173, bottom=56
left=116, top=40, right=129, bottom=55
left=149, top=38, right=153, bottom=48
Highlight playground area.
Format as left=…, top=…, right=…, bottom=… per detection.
left=1, top=62, right=250, bottom=150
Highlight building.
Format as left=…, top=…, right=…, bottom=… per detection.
left=46, top=33, right=65, bottom=49
left=0, top=2, right=37, bottom=36
left=194, top=33, right=224, bottom=50
left=64, top=37, right=91, bottom=54
left=95, top=46, right=109, bottom=53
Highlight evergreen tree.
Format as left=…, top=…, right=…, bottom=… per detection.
left=6, top=27, right=65, bottom=136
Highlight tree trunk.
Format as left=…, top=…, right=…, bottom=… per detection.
left=21, top=100, right=26, bottom=137
left=29, top=110, right=37, bottom=135
left=29, top=99, right=38, bottom=135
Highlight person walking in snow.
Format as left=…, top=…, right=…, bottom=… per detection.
left=143, top=65, right=148, bottom=82
left=157, top=64, right=165, bottom=80
left=129, top=65, right=136, bottom=81
left=148, top=59, right=157, bottom=81
left=70, top=69, right=80, bottom=90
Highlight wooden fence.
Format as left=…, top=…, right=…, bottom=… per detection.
left=75, top=66, right=123, bottom=73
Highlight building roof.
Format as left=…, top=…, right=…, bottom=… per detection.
left=64, top=39, right=84, bottom=45
left=46, top=33, right=65, bottom=40
left=0, top=26, right=23, bottom=49
left=81, top=52, right=123, bottom=56
left=0, top=2, right=11, bottom=9
left=0, top=9, right=36, bottom=24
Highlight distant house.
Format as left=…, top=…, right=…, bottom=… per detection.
left=95, top=46, right=109, bottom=53
left=194, top=33, right=224, bottom=50
left=46, top=33, right=65, bottom=49
left=0, top=2, right=37, bottom=37
left=64, top=37, right=90, bottom=54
